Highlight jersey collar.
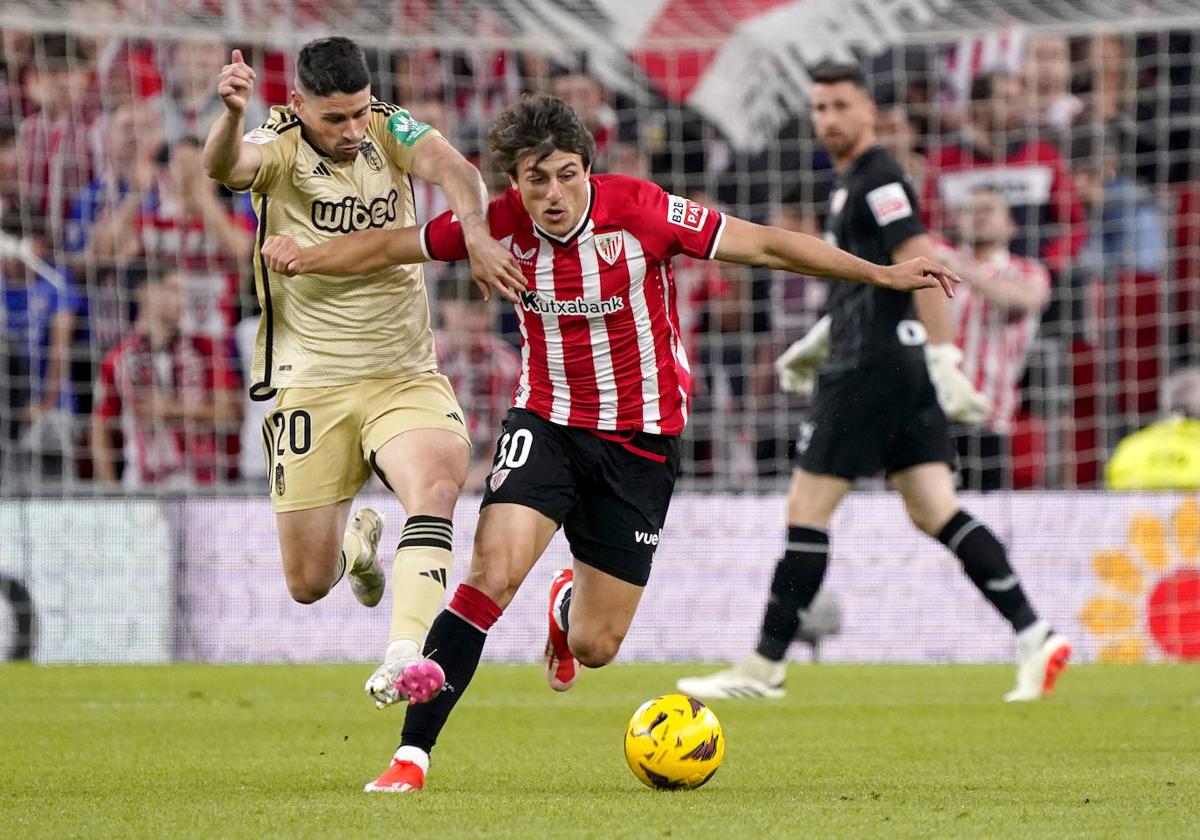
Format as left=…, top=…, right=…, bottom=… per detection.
left=530, top=182, right=596, bottom=248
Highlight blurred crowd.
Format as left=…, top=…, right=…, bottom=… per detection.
left=1, top=13, right=1198, bottom=493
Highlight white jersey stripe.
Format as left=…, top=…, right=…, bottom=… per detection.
left=536, top=239, right=572, bottom=424
left=577, top=238, right=618, bottom=429
left=623, top=232, right=661, bottom=434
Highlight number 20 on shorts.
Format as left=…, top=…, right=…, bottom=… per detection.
left=271, top=410, right=312, bottom=457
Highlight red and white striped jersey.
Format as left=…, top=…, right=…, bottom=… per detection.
left=936, top=240, right=1050, bottom=434
left=95, top=332, right=240, bottom=488
left=421, top=175, right=726, bottom=435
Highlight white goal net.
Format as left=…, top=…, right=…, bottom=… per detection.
left=1, top=0, right=1198, bottom=665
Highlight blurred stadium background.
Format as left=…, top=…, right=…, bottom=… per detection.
left=1, top=0, right=1199, bottom=667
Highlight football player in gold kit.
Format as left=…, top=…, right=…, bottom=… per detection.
left=203, top=37, right=525, bottom=705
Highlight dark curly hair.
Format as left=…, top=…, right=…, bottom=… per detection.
left=487, top=94, right=596, bottom=177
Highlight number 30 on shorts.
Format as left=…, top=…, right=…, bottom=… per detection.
left=493, top=428, right=532, bottom=469
left=270, top=409, right=312, bottom=457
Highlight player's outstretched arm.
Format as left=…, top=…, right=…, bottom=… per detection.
left=714, top=216, right=959, bottom=296
left=203, top=49, right=263, bottom=190
left=407, top=136, right=525, bottom=303
left=261, top=229, right=426, bottom=277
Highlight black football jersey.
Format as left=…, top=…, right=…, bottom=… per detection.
left=821, top=145, right=927, bottom=373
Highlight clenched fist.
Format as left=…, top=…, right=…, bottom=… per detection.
left=217, top=48, right=255, bottom=117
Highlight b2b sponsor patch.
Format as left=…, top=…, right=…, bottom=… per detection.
left=243, top=127, right=279, bottom=145
left=666, top=194, right=707, bottom=232
left=865, top=182, right=914, bottom=226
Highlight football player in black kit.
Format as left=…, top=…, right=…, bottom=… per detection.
left=679, top=63, right=1070, bottom=703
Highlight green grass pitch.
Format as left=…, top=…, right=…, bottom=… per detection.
left=2, top=663, right=1198, bottom=838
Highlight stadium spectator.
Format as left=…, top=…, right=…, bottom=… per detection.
left=0, top=213, right=85, bottom=484
left=551, top=68, right=618, bottom=163
left=0, top=8, right=35, bottom=121
left=935, top=186, right=1051, bottom=490
left=67, top=100, right=161, bottom=261
left=158, top=35, right=263, bottom=144
left=922, top=72, right=1085, bottom=280
left=17, top=32, right=97, bottom=248
left=875, top=104, right=926, bottom=188
left=1070, top=133, right=1165, bottom=278
left=1070, top=131, right=1167, bottom=424
left=1022, top=35, right=1083, bottom=136
left=90, top=136, right=254, bottom=339
left=603, top=141, right=651, bottom=180
left=0, top=122, right=18, bottom=223
left=92, top=269, right=241, bottom=488
left=433, top=272, right=521, bottom=492
left=1106, top=368, right=1200, bottom=490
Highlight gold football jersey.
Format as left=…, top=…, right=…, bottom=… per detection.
left=242, top=100, right=441, bottom=396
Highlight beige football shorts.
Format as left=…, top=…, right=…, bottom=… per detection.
left=262, top=372, right=469, bottom=513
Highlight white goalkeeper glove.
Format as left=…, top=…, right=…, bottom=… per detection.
left=775, top=315, right=831, bottom=397
left=924, top=343, right=992, bottom=426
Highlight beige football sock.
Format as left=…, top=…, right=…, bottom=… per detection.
left=389, top=515, right=454, bottom=646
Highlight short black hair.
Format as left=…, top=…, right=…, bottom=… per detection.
left=296, top=37, right=370, bottom=97
left=488, top=94, right=596, bottom=177
left=809, top=62, right=871, bottom=94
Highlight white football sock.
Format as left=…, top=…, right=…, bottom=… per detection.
left=393, top=745, right=430, bottom=774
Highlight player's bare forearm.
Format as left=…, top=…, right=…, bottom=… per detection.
left=716, top=218, right=883, bottom=283
left=203, top=112, right=261, bottom=190
left=409, top=137, right=488, bottom=235
left=407, top=136, right=525, bottom=301
left=261, top=229, right=426, bottom=277
left=893, top=235, right=954, bottom=342
left=716, top=217, right=957, bottom=297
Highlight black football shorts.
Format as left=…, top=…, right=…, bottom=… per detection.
left=481, top=408, right=680, bottom=586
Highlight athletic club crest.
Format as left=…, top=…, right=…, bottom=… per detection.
left=594, top=232, right=624, bottom=266
left=489, top=468, right=511, bottom=492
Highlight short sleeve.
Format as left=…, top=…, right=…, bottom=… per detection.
left=420, top=210, right=469, bottom=263
left=861, top=171, right=925, bottom=254
left=244, top=111, right=296, bottom=194
left=638, top=183, right=726, bottom=260
left=373, top=106, right=442, bottom=172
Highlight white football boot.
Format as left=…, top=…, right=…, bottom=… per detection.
left=676, top=653, right=787, bottom=700
left=1004, top=621, right=1071, bottom=702
left=346, top=508, right=386, bottom=607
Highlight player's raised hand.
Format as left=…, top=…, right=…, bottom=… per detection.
left=217, top=48, right=255, bottom=117
left=880, top=256, right=960, bottom=297
left=262, top=235, right=304, bottom=276
left=464, top=235, right=527, bottom=304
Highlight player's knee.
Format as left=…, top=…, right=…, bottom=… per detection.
left=905, top=505, right=943, bottom=537
left=409, top=475, right=464, bottom=518
left=569, top=629, right=623, bottom=668
left=463, top=565, right=520, bottom=609
left=286, top=576, right=331, bottom=604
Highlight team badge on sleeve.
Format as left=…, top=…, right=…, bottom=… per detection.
left=594, top=231, right=624, bottom=265
left=866, top=182, right=913, bottom=226
left=666, top=195, right=708, bottom=232
left=243, top=127, right=279, bottom=145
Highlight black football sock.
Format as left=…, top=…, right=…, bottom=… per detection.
left=399, top=584, right=502, bottom=755
left=754, top=526, right=830, bottom=662
left=937, top=510, right=1037, bottom=632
